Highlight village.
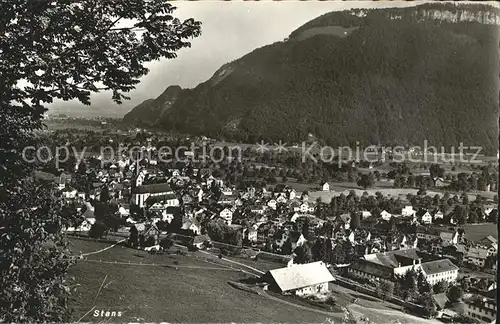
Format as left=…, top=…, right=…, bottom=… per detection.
left=32, top=129, right=498, bottom=324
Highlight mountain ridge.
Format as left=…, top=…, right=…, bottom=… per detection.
left=123, top=3, right=499, bottom=154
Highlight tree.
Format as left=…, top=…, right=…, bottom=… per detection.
left=89, top=221, right=109, bottom=239
left=350, top=212, right=360, bottom=230
left=447, top=285, right=464, bottom=303
left=468, top=210, right=478, bottom=223
left=99, top=186, right=111, bottom=203
left=228, top=230, right=243, bottom=247
left=301, top=218, right=311, bottom=239
left=282, top=238, right=293, bottom=255
left=0, top=2, right=200, bottom=321
left=357, top=173, right=374, bottom=190
left=331, top=242, right=347, bottom=265
left=433, top=280, right=449, bottom=294
left=453, top=205, right=468, bottom=225
left=417, top=292, right=438, bottom=318
left=376, top=281, right=394, bottom=301
left=294, top=243, right=313, bottom=264
left=129, top=226, right=139, bottom=248
left=417, top=270, right=432, bottom=294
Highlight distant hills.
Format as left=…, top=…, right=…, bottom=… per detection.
left=123, top=3, right=500, bottom=154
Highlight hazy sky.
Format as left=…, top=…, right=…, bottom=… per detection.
left=47, top=0, right=475, bottom=117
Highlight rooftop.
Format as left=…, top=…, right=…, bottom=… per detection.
left=133, top=183, right=173, bottom=194
left=420, top=259, right=458, bottom=275
left=364, top=248, right=421, bottom=268
left=265, top=261, right=334, bottom=292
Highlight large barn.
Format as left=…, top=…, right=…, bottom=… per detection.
left=262, top=261, right=334, bottom=296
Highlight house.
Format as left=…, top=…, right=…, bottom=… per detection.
left=181, top=220, right=201, bottom=235
left=420, top=211, right=433, bottom=225
left=220, top=208, right=233, bottom=225
left=380, top=210, right=392, bottom=221
left=416, top=226, right=458, bottom=244
left=132, top=183, right=174, bottom=208
left=294, top=202, right=314, bottom=214
left=133, top=223, right=161, bottom=246
left=434, top=177, right=447, bottom=187
left=218, top=194, right=238, bottom=205
left=62, top=188, right=78, bottom=199
left=432, top=293, right=450, bottom=314
left=276, top=195, right=287, bottom=204
left=250, top=205, right=266, bottom=215
left=401, top=205, right=416, bottom=217
left=463, top=297, right=497, bottom=323
left=440, top=230, right=459, bottom=245
left=274, top=230, right=306, bottom=251
left=76, top=219, right=93, bottom=232
left=246, top=228, right=258, bottom=242
left=181, top=193, right=194, bottom=205
left=339, top=214, right=351, bottom=230
left=191, top=187, right=203, bottom=202
left=420, top=259, right=459, bottom=285
left=267, top=199, right=277, bottom=210
left=161, top=207, right=177, bottom=223
left=348, top=249, right=423, bottom=283
left=262, top=261, right=334, bottom=296
left=146, top=194, right=180, bottom=211
left=135, top=169, right=147, bottom=187
left=478, top=236, right=498, bottom=256
left=118, top=205, right=130, bottom=217
left=361, top=211, right=372, bottom=219
left=465, top=247, right=489, bottom=268
left=322, top=182, right=330, bottom=192
left=433, top=209, right=444, bottom=220
left=386, top=234, right=418, bottom=251
left=416, top=209, right=431, bottom=224
left=191, top=234, right=211, bottom=249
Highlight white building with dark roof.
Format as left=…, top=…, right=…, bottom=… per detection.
left=349, top=248, right=459, bottom=285
left=132, top=183, right=174, bottom=207
left=464, top=296, right=497, bottom=323
left=262, top=261, right=334, bottom=296
left=420, top=259, right=459, bottom=285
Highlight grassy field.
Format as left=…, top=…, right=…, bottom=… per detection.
left=463, top=223, right=498, bottom=242
left=68, top=238, right=335, bottom=323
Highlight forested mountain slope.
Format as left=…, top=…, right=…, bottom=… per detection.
left=124, top=3, right=499, bottom=154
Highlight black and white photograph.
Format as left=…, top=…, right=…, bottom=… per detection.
left=0, top=0, right=498, bottom=323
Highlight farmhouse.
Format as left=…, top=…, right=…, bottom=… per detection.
left=322, top=182, right=330, bottom=192
left=262, top=261, right=334, bottom=296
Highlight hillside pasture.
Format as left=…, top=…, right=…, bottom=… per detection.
left=68, top=238, right=335, bottom=323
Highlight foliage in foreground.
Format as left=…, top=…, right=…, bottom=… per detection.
left=0, top=0, right=200, bottom=321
